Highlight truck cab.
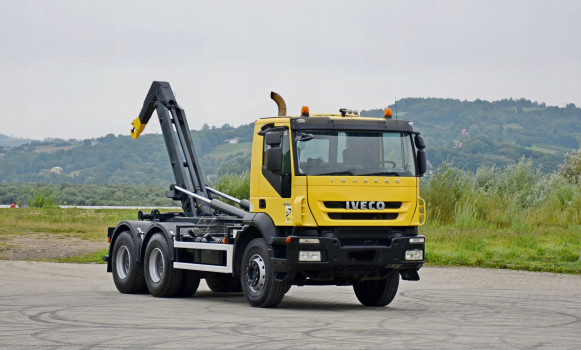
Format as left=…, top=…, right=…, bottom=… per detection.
left=245, top=109, right=426, bottom=289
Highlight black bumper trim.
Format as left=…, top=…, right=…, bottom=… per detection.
left=271, top=235, right=424, bottom=282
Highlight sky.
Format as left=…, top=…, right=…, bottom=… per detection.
left=1, top=0, right=580, bottom=140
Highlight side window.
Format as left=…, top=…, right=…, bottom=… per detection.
left=261, top=129, right=291, bottom=198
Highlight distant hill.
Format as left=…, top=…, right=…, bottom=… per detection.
left=0, top=98, right=579, bottom=185
left=362, top=98, right=581, bottom=172
left=0, top=134, right=32, bottom=147
left=0, top=124, right=254, bottom=186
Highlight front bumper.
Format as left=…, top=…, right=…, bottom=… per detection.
left=270, top=235, right=425, bottom=284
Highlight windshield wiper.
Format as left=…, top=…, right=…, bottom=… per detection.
left=319, top=171, right=355, bottom=176
left=361, top=171, right=401, bottom=176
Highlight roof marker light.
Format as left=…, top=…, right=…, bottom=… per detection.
left=301, top=106, right=310, bottom=117
left=384, top=108, right=393, bottom=119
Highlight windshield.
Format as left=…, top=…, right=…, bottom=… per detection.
left=295, top=130, right=417, bottom=177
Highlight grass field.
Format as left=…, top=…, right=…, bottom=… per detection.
left=423, top=225, right=581, bottom=274
left=0, top=207, right=579, bottom=274
left=0, top=208, right=138, bottom=263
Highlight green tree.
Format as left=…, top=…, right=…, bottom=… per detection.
left=559, top=148, right=581, bottom=184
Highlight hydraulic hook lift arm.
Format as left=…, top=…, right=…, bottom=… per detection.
left=130, top=81, right=210, bottom=217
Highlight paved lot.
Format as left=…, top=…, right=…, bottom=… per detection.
left=0, top=261, right=580, bottom=349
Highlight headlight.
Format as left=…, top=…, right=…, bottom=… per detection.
left=299, top=250, right=322, bottom=262
left=405, top=249, right=423, bottom=261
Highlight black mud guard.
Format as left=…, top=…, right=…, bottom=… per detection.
left=242, top=212, right=279, bottom=244
left=109, top=221, right=176, bottom=263
left=107, top=220, right=152, bottom=272
left=399, top=269, right=420, bottom=281
left=140, top=222, right=177, bottom=261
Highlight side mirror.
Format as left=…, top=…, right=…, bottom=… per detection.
left=417, top=149, right=427, bottom=177
left=264, top=131, right=283, bottom=172
left=265, top=131, right=282, bottom=145
left=266, top=147, right=282, bottom=172
left=414, top=134, right=426, bottom=150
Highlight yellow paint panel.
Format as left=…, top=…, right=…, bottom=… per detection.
left=307, top=176, right=419, bottom=226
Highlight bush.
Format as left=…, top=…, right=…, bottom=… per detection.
left=559, top=148, right=581, bottom=184
left=421, top=162, right=474, bottom=225
left=28, top=185, right=59, bottom=208
left=421, top=158, right=581, bottom=228
left=215, top=172, right=250, bottom=205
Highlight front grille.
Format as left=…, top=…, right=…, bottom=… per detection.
left=324, top=201, right=402, bottom=209
left=328, top=213, right=398, bottom=220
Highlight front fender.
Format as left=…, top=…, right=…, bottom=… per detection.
left=242, top=212, right=279, bottom=244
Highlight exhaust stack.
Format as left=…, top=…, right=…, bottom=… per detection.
left=270, top=91, right=287, bottom=116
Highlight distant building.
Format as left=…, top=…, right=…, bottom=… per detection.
left=224, top=137, right=240, bottom=144
left=51, top=167, right=63, bottom=175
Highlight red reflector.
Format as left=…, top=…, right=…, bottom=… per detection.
left=285, top=236, right=291, bottom=244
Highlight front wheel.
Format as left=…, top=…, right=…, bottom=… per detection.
left=353, top=271, right=400, bottom=306
left=241, top=238, right=286, bottom=308
left=144, top=233, right=184, bottom=297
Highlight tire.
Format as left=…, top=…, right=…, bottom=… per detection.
left=241, top=238, right=286, bottom=308
left=111, top=231, right=147, bottom=294
left=144, top=233, right=184, bottom=297
left=177, top=271, right=201, bottom=297
left=205, top=272, right=242, bottom=293
left=353, top=271, right=400, bottom=307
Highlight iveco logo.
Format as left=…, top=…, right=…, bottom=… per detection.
left=345, top=201, right=386, bottom=210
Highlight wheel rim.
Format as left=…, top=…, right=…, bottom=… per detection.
left=246, top=254, right=266, bottom=293
left=115, top=245, right=130, bottom=280
left=148, top=248, right=164, bottom=283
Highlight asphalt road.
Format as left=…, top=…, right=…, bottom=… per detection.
left=1, top=261, right=579, bottom=349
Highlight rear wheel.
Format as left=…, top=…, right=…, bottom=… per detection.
left=205, top=272, right=242, bottom=293
left=241, top=238, right=286, bottom=308
left=144, top=233, right=183, bottom=297
left=353, top=271, right=400, bottom=306
left=111, top=231, right=146, bottom=294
